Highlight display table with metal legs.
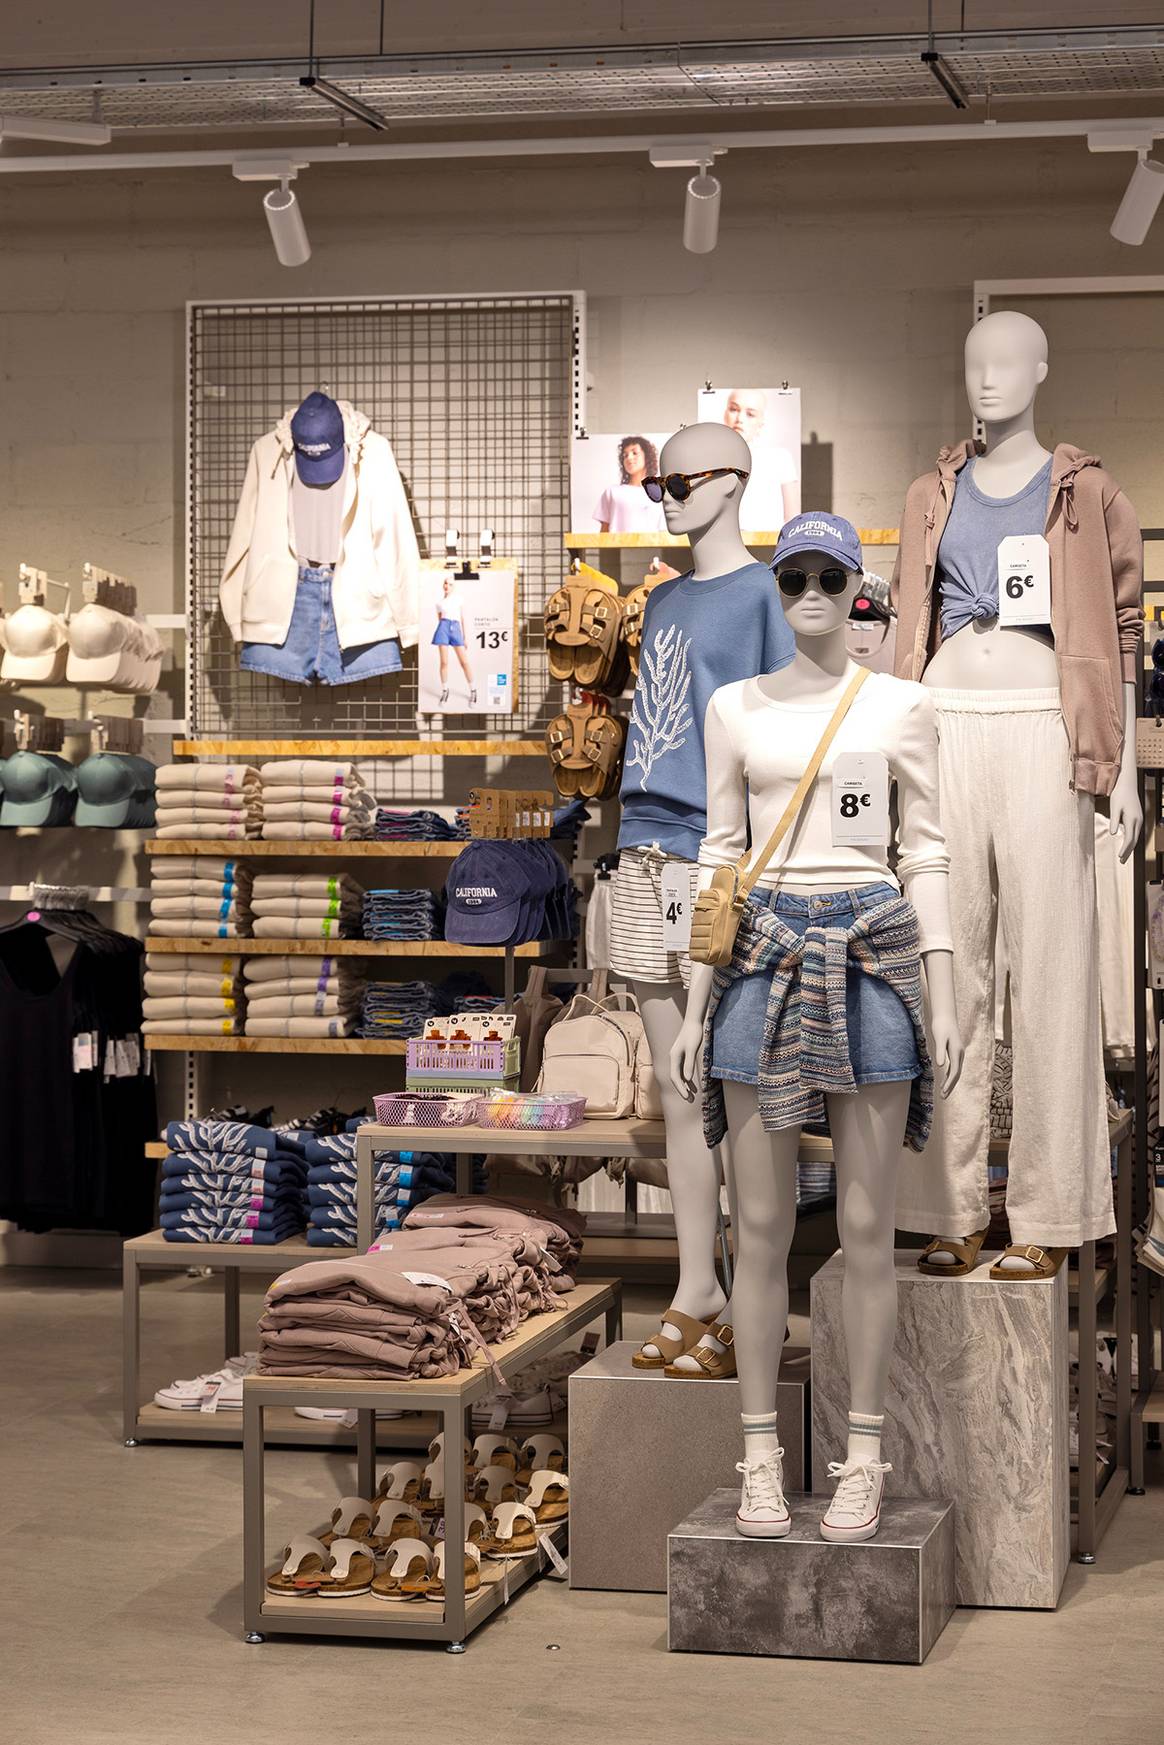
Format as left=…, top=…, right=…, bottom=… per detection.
left=242, top=1277, right=622, bottom=1650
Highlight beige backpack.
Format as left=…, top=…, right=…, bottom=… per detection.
left=534, top=992, right=661, bottom=1120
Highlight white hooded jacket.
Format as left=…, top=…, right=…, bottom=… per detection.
left=219, top=401, right=420, bottom=652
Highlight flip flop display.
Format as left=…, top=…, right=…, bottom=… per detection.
left=370, top=1537, right=433, bottom=1601
left=320, top=1495, right=375, bottom=1547
left=315, top=1537, right=374, bottom=1598
left=266, top=1535, right=332, bottom=1597
left=481, top=1500, right=540, bottom=1559
left=526, top=1470, right=570, bottom=1524
left=423, top=1541, right=482, bottom=1603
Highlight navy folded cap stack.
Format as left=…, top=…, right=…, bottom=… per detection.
left=443, top=840, right=577, bottom=948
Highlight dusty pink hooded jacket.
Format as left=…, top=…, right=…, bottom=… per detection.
left=891, top=440, right=1142, bottom=796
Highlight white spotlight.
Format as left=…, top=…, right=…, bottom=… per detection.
left=1111, top=154, right=1164, bottom=246
left=684, top=169, right=721, bottom=254
left=263, top=182, right=311, bottom=267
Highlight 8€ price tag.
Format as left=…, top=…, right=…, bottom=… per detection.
left=831, top=753, right=890, bottom=848
left=997, top=534, right=1052, bottom=628
left=661, top=863, right=695, bottom=951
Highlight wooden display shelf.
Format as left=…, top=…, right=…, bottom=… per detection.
left=563, top=528, right=899, bottom=551
left=173, top=739, right=545, bottom=758
left=358, top=1115, right=666, bottom=1159
left=146, top=1035, right=407, bottom=1055
left=144, top=937, right=546, bottom=957
left=146, top=840, right=465, bottom=858
left=133, top=1402, right=441, bottom=1451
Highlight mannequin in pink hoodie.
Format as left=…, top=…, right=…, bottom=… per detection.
left=892, top=311, right=1142, bottom=1278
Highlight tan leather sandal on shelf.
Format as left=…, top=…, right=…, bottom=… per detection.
left=916, top=1229, right=990, bottom=1277
left=664, top=1322, right=737, bottom=1380
left=631, top=1308, right=716, bottom=1370
left=988, top=1243, right=1068, bottom=1280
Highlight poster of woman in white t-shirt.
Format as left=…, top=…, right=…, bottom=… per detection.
left=570, top=433, right=668, bottom=534
left=697, top=387, right=801, bottom=533
left=418, top=563, right=519, bottom=715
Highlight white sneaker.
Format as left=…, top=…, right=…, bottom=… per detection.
left=819, top=1459, right=892, bottom=1542
left=735, top=1447, right=792, bottom=1538
left=152, top=1352, right=258, bottom=1411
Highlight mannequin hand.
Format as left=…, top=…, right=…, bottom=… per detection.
left=1108, top=773, right=1143, bottom=864
left=931, top=1015, right=964, bottom=1099
left=922, top=949, right=963, bottom=1098
left=669, top=1019, right=704, bottom=1101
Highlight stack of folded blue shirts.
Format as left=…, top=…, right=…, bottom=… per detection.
left=374, top=807, right=466, bottom=842
left=159, top=1118, right=308, bottom=1244
left=362, top=887, right=442, bottom=942
left=294, top=1130, right=467, bottom=1246
left=358, top=980, right=444, bottom=1039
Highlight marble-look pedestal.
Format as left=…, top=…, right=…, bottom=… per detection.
left=569, top=1340, right=809, bottom=1592
left=668, top=1489, right=955, bottom=1663
left=810, top=1250, right=1068, bottom=1609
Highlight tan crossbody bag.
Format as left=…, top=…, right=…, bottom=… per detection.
left=688, top=666, right=871, bottom=967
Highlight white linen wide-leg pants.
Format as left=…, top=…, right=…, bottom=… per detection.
left=896, top=688, right=1114, bottom=1247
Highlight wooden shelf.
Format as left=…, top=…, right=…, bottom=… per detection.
left=145, top=1035, right=406, bottom=1055
left=173, top=739, right=545, bottom=758
left=127, top=1228, right=333, bottom=1268
left=144, top=937, right=547, bottom=957
left=133, top=1402, right=441, bottom=1449
left=146, top=840, right=464, bottom=858
left=563, top=528, right=899, bottom=551
left=361, top=1116, right=666, bottom=1159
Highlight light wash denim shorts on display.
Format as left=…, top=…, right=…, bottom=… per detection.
left=710, top=883, right=921, bottom=1087
left=241, top=563, right=403, bottom=686
left=431, top=620, right=466, bottom=647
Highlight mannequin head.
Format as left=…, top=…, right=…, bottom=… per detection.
left=774, top=549, right=863, bottom=638
left=964, top=311, right=1049, bottom=426
left=656, top=423, right=751, bottom=541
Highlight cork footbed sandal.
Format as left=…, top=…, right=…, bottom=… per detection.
left=468, top=1433, right=521, bottom=1476
left=516, top=1434, right=566, bottom=1487
left=320, top=1495, right=375, bottom=1546
left=474, top=1463, right=522, bottom=1507
left=631, top=1307, right=717, bottom=1370
left=422, top=1541, right=483, bottom=1603
left=376, top=1460, right=424, bottom=1503
left=664, top=1322, right=737, bottom=1380
left=481, top=1500, right=540, bottom=1559
left=367, top=1501, right=429, bottom=1553
left=580, top=709, right=626, bottom=800
left=989, top=1243, right=1068, bottom=1281
left=463, top=1502, right=490, bottom=1545
left=526, top=1469, right=570, bottom=1524
left=370, top=1536, right=432, bottom=1601
left=266, top=1535, right=331, bottom=1597
left=623, top=577, right=663, bottom=677
left=917, top=1229, right=990, bottom=1277
left=314, top=1537, right=374, bottom=1598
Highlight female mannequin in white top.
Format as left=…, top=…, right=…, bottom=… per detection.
left=673, top=544, right=963, bottom=1541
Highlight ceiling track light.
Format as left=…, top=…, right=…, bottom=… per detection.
left=300, top=75, right=389, bottom=132
left=1110, top=152, right=1164, bottom=245
left=233, top=156, right=311, bottom=267
left=684, top=164, right=722, bottom=254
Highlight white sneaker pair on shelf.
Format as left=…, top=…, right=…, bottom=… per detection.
left=735, top=1448, right=892, bottom=1544
left=153, top=1351, right=259, bottom=1412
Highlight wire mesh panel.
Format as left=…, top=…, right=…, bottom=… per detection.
left=187, top=293, right=577, bottom=742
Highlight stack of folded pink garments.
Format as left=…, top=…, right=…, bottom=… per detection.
left=401, top=1194, right=586, bottom=1292
left=154, top=764, right=263, bottom=839
left=259, top=759, right=376, bottom=841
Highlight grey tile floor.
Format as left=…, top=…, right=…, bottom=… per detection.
left=2, top=1266, right=1160, bottom=1745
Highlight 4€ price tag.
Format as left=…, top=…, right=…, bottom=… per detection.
left=831, top=753, right=890, bottom=848
left=997, top=534, right=1052, bottom=628
left=661, top=863, right=695, bottom=951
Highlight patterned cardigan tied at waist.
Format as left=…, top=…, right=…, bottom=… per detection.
left=701, top=892, right=934, bottom=1152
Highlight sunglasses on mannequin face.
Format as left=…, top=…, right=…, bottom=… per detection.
left=642, top=467, right=749, bottom=504
left=777, top=566, right=852, bottom=598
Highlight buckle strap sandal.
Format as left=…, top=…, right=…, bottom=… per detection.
left=988, top=1243, right=1068, bottom=1280
left=623, top=577, right=663, bottom=678
left=664, top=1322, right=737, bottom=1380
left=580, top=709, right=627, bottom=800
left=631, top=1307, right=717, bottom=1370
left=916, top=1228, right=990, bottom=1277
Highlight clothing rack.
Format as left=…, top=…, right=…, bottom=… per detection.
left=0, top=883, right=152, bottom=905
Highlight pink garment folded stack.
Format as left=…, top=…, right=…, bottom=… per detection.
left=154, top=763, right=264, bottom=839
left=401, top=1192, right=586, bottom=1289
left=257, top=1196, right=587, bottom=1379
left=258, top=759, right=376, bottom=841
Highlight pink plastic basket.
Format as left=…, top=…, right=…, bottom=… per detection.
left=473, top=1091, right=586, bottom=1132
left=372, top=1091, right=481, bottom=1129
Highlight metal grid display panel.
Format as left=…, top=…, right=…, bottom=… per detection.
left=187, top=294, right=574, bottom=742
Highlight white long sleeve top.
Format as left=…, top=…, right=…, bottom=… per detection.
left=698, top=668, right=953, bottom=951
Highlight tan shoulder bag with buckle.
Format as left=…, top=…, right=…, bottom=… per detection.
left=688, top=666, right=871, bottom=967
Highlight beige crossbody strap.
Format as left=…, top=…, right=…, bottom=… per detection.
left=738, top=666, right=871, bottom=900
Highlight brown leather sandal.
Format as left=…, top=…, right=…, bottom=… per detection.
left=663, top=1322, right=736, bottom=1380
left=580, top=708, right=627, bottom=799
left=916, top=1228, right=990, bottom=1277
left=988, top=1243, right=1068, bottom=1280
left=574, top=588, right=625, bottom=689
left=631, top=1308, right=714, bottom=1370
left=623, top=577, right=663, bottom=678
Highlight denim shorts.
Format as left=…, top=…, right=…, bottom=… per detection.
left=241, top=563, right=403, bottom=686
left=432, top=620, right=466, bottom=648
left=710, top=883, right=921, bottom=1088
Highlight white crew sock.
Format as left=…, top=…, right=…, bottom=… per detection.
left=741, top=1410, right=781, bottom=1462
left=846, top=1410, right=884, bottom=1465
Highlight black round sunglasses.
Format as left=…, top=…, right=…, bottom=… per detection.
left=641, top=467, right=749, bottom=504
left=777, top=565, right=852, bottom=598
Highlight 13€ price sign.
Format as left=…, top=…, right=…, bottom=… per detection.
left=831, top=752, right=890, bottom=848
left=996, top=533, right=1052, bottom=629
left=418, top=562, right=519, bottom=714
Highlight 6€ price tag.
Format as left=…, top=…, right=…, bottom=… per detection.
left=661, top=863, right=695, bottom=951
left=831, top=753, right=890, bottom=848
left=997, top=534, right=1052, bottom=628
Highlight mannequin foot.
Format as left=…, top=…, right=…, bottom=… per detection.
left=735, top=1448, right=791, bottom=1538
left=989, top=1243, right=1068, bottom=1280
left=917, top=1228, right=989, bottom=1276
left=820, top=1458, right=892, bottom=1543
left=438, top=686, right=449, bottom=705
left=634, top=1289, right=726, bottom=1368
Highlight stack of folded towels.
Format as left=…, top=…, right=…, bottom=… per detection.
left=362, top=887, right=442, bottom=942
left=160, top=1118, right=308, bottom=1244
left=259, top=759, right=376, bottom=841
left=293, top=1127, right=469, bottom=1247
left=243, top=871, right=365, bottom=940
left=148, top=856, right=254, bottom=943
left=154, top=764, right=263, bottom=839
left=242, top=954, right=364, bottom=1039
left=143, top=947, right=246, bottom=1037
left=259, top=1195, right=584, bottom=1378
left=374, top=807, right=466, bottom=842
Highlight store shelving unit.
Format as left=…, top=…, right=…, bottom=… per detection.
left=242, top=1277, right=622, bottom=1650
left=173, top=739, right=546, bottom=758
left=562, top=527, right=899, bottom=552
left=146, top=1036, right=409, bottom=1054
left=145, top=937, right=545, bottom=958
left=146, top=841, right=465, bottom=858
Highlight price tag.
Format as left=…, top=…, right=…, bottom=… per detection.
left=580, top=1331, right=600, bottom=1357
left=537, top=1532, right=569, bottom=1578
left=831, top=753, right=890, bottom=848
left=661, top=863, right=694, bottom=951
left=489, top=1398, right=511, bottom=1431
left=997, top=534, right=1052, bottom=628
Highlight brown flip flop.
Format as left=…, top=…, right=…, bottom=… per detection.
left=266, top=1535, right=331, bottom=1597
left=370, top=1536, right=432, bottom=1601
left=319, top=1495, right=375, bottom=1546
left=314, top=1537, right=374, bottom=1598
left=423, top=1542, right=483, bottom=1603
left=481, top=1501, right=540, bottom=1559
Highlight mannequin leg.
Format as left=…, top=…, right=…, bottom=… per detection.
left=633, top=980, right=727, bottom=1355
left=722, top=1080, right=800, bottom=1413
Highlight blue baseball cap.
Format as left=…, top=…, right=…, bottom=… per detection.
left=0, top=752, right=77, bottom=827
left=74, top=753, right=158, bottom=828
left=444, top=843, right=532, bottom=945
left=773, top=512, right=863, bottom=574
left=290, top=392, right=346, bottom=486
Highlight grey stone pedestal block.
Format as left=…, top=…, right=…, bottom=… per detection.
left=811, top=1250, right=1068, bottom=1609
left=668, top=1489, right=955, bottom=1663
left=568, top=1340, right=809, bottom=1593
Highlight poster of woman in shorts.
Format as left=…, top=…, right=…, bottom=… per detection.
left=418, top=564, right=519, bottom=714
